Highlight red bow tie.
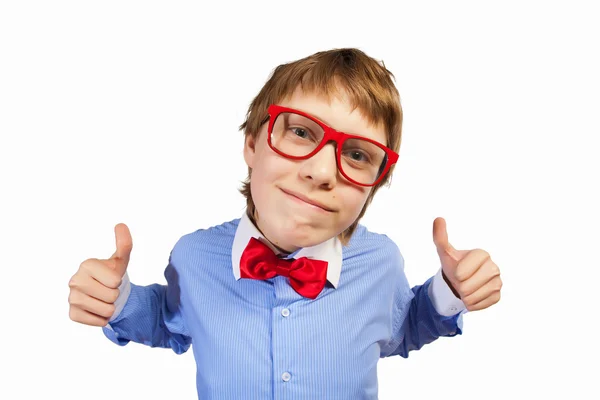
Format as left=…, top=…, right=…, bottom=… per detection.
left=239, top=237, right=329, bottom=299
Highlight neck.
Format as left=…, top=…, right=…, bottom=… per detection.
left=247, top=208, right=295, bottom=255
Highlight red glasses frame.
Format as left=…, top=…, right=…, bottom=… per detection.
left=265, top=104, right=399, bottom=187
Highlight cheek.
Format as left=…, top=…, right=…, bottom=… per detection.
left=253, top=152, right=284, bottom=183
left=338, top=187, right=371, bottom=221
left=250, top=154, right=287, bottom=204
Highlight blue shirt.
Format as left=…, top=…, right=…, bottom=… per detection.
left=103, top=213, right=465, bottom=399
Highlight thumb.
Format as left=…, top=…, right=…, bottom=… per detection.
left=432, top=217, right=458, bottom=260
left=109, top=223, right=133, bottom=276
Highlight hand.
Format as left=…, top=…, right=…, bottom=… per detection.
left=432, top=217, right=502, bottom=312
left=68, top=223, right=133, bottom=326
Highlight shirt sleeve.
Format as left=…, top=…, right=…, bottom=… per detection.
left=380, top=241, right=465, bottom=358
left=106, top=271, right=132, bottom=323
left=101, top=251, right=192, bottom=355
left=428, top=267, right=467, bottom=316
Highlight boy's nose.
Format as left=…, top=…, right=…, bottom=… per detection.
left=299, top=143, right=338, bottom=188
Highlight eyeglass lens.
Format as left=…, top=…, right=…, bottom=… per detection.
left=270, top=112, right=387, bottom=185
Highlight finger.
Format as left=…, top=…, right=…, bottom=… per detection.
left=79, top=259, right=123, bottom=289
left=459, top=258, right=501, bottom=297
left=432, top=217, right=449, bottom=252
left=110, top=223, right=133, bottom=276
left=68, top=289, right=116, bottom=319
left=433, top=217, right=459, bottom=258
left=69, top=272, right=120, bottom=303
left=112, top=223, right=133, bottom=261
left=69, top=306, right=110, bottom=327
left=467, top=290, right=501, bottom=311
left=454, top=249, right=491, bottom=282
left=462, top=276, right=503, bottom=308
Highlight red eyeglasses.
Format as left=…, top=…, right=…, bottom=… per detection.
left=264, top=104, right=399, bottom=187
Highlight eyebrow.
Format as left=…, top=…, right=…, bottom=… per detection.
left=278, top=104, right=387, bottom=145
left=312, top=112, right=377, bottom=142
left=290, top=107, right=348, bottom=135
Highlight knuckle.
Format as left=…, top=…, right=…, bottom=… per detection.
left=80, top=258, right=93, bottom=268
left=109, top=289, right=120, bottom=304
left=452, top=269, right=464, bottom=281
left=465, top=298, right=476, bottom=308
left=68, top=275, right=78, bottom=289
left=69, top=307, right=79, bottom=322
left=491, top=264, right=501, bottom=276
left=108, top=275, right=122, bottom=289
left=474, top=248, right=488, bottom=258
left=495, top=279, right=503, bottom=291
left=80, top=259, right=96, bottom=273
left=68, top=290, right=79, bottom=306
left=103, top=304, right=116, bottom=318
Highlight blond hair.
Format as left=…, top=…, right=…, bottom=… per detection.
left=239, top=48, right=403, bottom=245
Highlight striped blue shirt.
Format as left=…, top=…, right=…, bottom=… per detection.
left=103, top=213, right=465, bottom=399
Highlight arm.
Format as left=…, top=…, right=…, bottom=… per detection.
left=381, top=246, right=466, bottom=358
left=102, top=255, right=192, bottom=355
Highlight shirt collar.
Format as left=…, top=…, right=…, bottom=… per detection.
left=231, top=211, right=342, bottom=288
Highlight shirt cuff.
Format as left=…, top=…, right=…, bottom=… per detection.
left=106, top=271, right=131, bottom=329
left=428, top=268, right=467, bottom=317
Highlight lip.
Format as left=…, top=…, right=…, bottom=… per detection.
left=280, top=188, right=335, bottom=212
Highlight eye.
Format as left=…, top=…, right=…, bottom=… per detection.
left=349, top=151, right=365, bottom=161
left=291, top=127, right=309, bottom=138
left=345, top=149, right=370, bottom=163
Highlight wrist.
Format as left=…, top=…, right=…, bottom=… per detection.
left=442, top=270, right=461, bottom=299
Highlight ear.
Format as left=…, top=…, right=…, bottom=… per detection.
left=243, top=133, right=258, bottom=168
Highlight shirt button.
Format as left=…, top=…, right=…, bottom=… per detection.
left=281, top=308, right=290, bottom=317
left=281, top=372, right=291, bottom=382
left=449, top=306, right=457, bottom=313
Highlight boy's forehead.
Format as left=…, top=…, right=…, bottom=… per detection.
left=277, top=86, right=384, bottom=134
left=280, top=85, right=346, bottom=108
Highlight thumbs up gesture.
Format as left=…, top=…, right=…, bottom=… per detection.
left=68, top=223, right=133, bottom=326
left=432, top=217, right=502, bottom=312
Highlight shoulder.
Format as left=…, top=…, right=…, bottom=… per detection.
left=170, top=218, right=240, bottom=261
left=344, top=224, right=405, bottom=269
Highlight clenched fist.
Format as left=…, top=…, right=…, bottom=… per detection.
left=433, top=217, right=502, bottom=312
left=68, top=223, right=133, bottom=326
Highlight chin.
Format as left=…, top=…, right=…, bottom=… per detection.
left=279, top=225, right=335, bottom=248
left=257, top=205, right=340, bottom=248
left=290, top=236, right=326, bottom=249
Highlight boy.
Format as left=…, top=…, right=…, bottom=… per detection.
left=68, top=48, right=502, bottom=399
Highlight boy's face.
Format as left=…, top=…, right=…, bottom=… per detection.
left=244, top=87, right=387, bottom=252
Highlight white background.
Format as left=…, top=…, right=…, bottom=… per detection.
left=1, top=0, right=598, bottom=399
